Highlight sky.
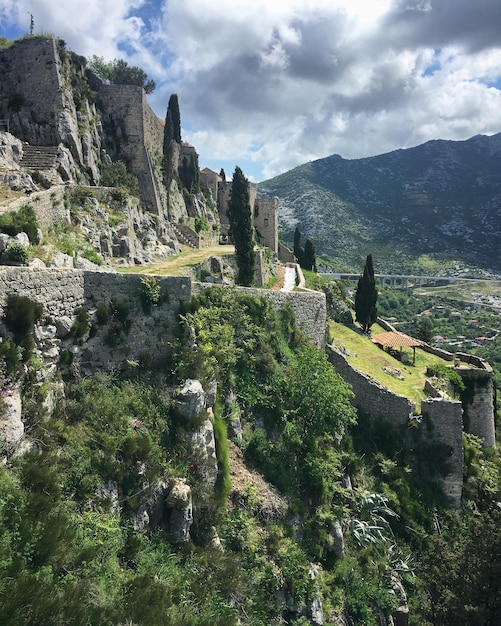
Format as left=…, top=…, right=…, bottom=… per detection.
left=1, top=0, right=501, bottom=182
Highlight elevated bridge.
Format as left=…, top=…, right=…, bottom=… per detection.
left=319, top=273, right=459, bottom=288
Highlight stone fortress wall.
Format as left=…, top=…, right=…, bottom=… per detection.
left=0, top=261, right=495, bottom=507
left=97, top=85, right=164, bottom=214
left=326, top=338, right=496, bottom=507
left=0, top=267, right=191, bottom=373
left=0, top=37, right=65, bottom=145
left=0, top=267, right=326, bottom=375
left=0, top=37, right=102, bottom=180
left=0, top=184, right=69, bottom=229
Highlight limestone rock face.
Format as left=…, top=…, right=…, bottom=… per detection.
left=166, top=478, right=193, bottom=543
left=175, top=379, right=206, bottom=420
left=131, top=479, right=168, bottom=531
left=97, top=480, right=120, bottom=516
left=0, top=132, right=23, bottom=169
left=327, top=520, right=344, bottom=558
left=0, top=388, right=23, bottom=455
left=188, top=416, right=218, bottom=487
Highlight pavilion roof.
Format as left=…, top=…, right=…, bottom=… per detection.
left=371, top=331, right=422, bottom=348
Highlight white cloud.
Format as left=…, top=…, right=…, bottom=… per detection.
left=1, top=0, right=501, bottom=180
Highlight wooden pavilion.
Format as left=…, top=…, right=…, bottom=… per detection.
left=371, top=331, right=422, bottom=364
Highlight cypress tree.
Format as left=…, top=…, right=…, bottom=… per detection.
left=170, top=94, right=181, bottom=143
left=302, top=239, right=317, bottom=272
left=293, top=226, right=303, bottom=265
left=227, top=166, right=255, bottom=286
left=163, top=94, right=182, bottom=193
left=354, top=254, right=378, bottom=333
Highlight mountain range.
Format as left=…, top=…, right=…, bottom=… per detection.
left=258, top=133, right=501, bottom=276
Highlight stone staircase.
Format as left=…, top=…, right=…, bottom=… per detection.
left=20, top=145, right=59, bottom=171
left=172, top=223, right=200, bottom=249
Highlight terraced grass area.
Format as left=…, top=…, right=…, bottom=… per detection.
left=117, top=245, right=235, bottom=276
left=329, top=320, right=457, bottom=408
left=0, top=182, right=24, bottom=207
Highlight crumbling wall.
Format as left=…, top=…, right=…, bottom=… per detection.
left=0, top=267, right=190, bottom=372
left=326, top=345, right=415, bottom=424
left=419, top=398, right=464, bottom=507
left=459, top=368, right=496, bottom=447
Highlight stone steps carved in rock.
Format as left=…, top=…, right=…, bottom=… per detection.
left=20, top=145, right=59, bottom=171
left=172, top=224, right=198, bottom=249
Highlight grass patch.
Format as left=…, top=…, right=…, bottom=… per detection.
left=329, top=320, right=456, bottom=408
left=0, top=184, right=24, bottom=205
left=118, top=245, right=235, bottom=276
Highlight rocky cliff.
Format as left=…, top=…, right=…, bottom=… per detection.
left=259, top=133, right=501, bottom=275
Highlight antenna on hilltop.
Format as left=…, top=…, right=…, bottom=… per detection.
left=29, top=13, right=34, bottom=35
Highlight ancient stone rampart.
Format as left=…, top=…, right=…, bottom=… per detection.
left=325, top=345, right=415, bottom=423
left=0, top=38, right=64, bottom=145
left=0, top=268, right=326, bottom=375
left=459, top=368, right=496, bottom=447
left=419, top=398, right=464, bottom=506
left=97, top=85, right=164, bottom=214
left=194, top=283, right=327, bottom=348
left=0, top=267, right=190, bottom=372
left=0, top=184, right=69, bottom=229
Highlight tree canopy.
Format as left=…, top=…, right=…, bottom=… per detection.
left=88, top=56, right=156, bottom=94
left=302, top=239, right=317, bottom=272
left=164, top=94, right=181, bottom=147
left=293, top=227, right=317, bottom=271
left=227, top=167, right=255, bottom=286
left=293, top=226, right=303, bottom=265
left=355, top=254, right=378, bottom=333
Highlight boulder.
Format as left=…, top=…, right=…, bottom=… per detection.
left=175, top=379, right=206, bottom=420
left=11, top=232, right=30, bottom=246
left=166, top=478, right=193, bottom=543
left=188, top=417, right=218, bottom=487
left=0, top=387, right=23, bottom=455
left=48, top=252, right=74, bottom=268
left=29, top=257, right=47, bottom=269
left=0, top=132, right=23, bottom=168
left=326, top=520, right=345, bottom=558
left=55, top=316, right=73, bottom=338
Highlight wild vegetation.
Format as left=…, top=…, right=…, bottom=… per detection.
left=227, top=167, right=255, bottom=286
left=1, top=282, right=500, bottom=624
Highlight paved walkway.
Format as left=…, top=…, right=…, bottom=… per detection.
left=281, top=266, right=296, bottom=292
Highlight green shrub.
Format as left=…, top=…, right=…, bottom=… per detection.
left=104, top=298, right=131, bottom=348
left=427, top=364, right=466, bottom=395
left=82, top=249, right=103, bottom=265
left=109, top=187, right=128, bottom=207
left=213, top=413, right=231, bottom=507
left=72, top=186, right=95, bottom=205
left=139, top=276, right=161, bottom=313
left=70, top=307, right=91, bottom=339
left=95, top=302, right=109, bottom=325
left=100, top=161, right=139, bottom=196
left=0, top=205, right=39, bottom=244
left=3, top=293, right=43, bottom=362
left=4, top=243, right=29, bottom=265
left=0, top=338, right=22, bottom=377
left=109, top=298, right=129, bottom=324
left=194, top=216, right=208, bottom=233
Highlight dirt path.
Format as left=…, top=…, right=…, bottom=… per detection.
left=119, top=244, right=235, bottom=276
